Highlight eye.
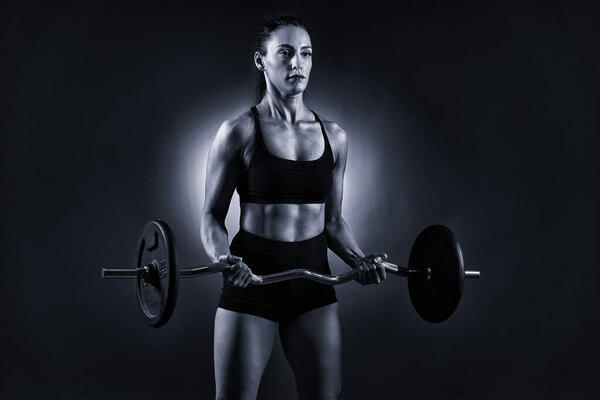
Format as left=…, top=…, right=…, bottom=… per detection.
left=302, top=52, right=312, bottom=57
left=278, top=50, right=291, bottom=57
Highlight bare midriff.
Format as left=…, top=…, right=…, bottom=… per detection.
left=240, top=202, right=325, bottom=242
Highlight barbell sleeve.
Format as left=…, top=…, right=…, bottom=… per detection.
left=465, top=270, right=480, bottom=279
left=383, top=262, right=480, bottom=279
left=102, top=266, right=147, bottom=279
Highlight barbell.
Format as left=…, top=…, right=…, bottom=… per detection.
left=101, top=220, right=480, bottom=327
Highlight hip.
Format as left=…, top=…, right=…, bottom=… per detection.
left=229, top=229, right=330, bottom=275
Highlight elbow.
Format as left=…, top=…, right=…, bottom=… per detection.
left=200, top=209, right=226, bottom=231
left=325, top=214, right=340, bottom=225
left=325, top=213, right=342, bottom=232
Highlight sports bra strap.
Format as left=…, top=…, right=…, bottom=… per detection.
left=311, top=111, right=332, bottom=155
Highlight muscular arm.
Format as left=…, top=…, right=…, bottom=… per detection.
left=200, top=119, right=245, bottom=263
left=324, top=123, right=366, bottom=268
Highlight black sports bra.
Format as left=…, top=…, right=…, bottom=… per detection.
left=236, top=106, right=334, bottom=204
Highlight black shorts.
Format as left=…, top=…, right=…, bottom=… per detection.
left=218, top=229, right=338, bottom=322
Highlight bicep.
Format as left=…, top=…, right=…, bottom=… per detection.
left=202, top=121, right=243, bottom=221
left=325, top=127, right=348, bottom=222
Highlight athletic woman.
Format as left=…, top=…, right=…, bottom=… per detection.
left=200, top=16, right=387, bottom=400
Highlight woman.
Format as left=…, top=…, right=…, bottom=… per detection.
left=200, top=16, right=387, bottom=400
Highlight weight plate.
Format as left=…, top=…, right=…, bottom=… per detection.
left=135, top=220, right=179, bottom=327
left=407, top=225, right=464, bottom=323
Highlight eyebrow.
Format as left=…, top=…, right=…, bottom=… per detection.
left=276, top=44, right=313, bottom=50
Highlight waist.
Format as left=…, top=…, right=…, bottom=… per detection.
left=240, top=202, right=325, bottom=242
left=230, top=229, right=329, bottom=273
left=233, top=228, right=327, bottom=250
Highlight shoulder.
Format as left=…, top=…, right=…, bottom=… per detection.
left=315, top=114, right=348, bottom=162
left=211, top=109, right=256, bottom=154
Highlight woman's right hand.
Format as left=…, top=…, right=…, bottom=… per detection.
left=353, top=253, right=388, bottom=285
left=218, top=254, right=253, bottom=288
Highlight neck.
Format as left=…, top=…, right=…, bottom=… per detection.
left=258, top=84, right=307, bottom=124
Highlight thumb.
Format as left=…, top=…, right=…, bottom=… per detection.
left=228, top=255, right=243, bottom=264
left=218, top=254, right=243, bottom=264
left=375, top=253, right=388, bottom=262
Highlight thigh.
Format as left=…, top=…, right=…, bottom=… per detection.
left=279, top=303, right=342, bottom=400
left=214, top=307, right=277, bottom=400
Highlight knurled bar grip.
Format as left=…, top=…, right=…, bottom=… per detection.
left=102, top=261, right=480, bottom=284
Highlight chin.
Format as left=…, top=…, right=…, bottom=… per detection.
left=287, top=83, right=308, bottom=96
left=288, top=89, right=306, bottom=97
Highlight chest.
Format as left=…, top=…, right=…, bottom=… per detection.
left=260, top=120, right=326, bottom=162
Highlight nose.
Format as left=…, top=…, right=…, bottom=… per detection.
left=290, top=53, right=303, bottom=71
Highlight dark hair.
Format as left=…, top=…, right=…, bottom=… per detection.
left=252, top=15, right=310, bottom=105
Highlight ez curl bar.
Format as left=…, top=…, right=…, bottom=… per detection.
left=101, top=220, right=480, bottom=327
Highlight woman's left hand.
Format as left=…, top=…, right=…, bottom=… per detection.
left=354, top=253, right=388, bottom=285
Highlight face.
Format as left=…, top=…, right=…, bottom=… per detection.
left=255, top=25, right=313, bottom=96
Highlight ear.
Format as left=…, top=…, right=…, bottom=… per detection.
left=254, top=52, right=265, bottom=72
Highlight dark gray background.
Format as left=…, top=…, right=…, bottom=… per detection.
left=1, top=0, right=598, bottom=398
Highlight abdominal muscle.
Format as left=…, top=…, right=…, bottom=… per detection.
left=240, top=202, right=325, bottom=242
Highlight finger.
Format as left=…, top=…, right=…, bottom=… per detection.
left=372, top=256, right=386, bottom=281
left=226, top=263, right=243, bottom=284
left=361, top=261, right=371, bottom=285
left=231, top=263, right=247, bottom=286
left=237, top=263, right=253, bottom=287
left=356, top=262, right=363, bottom=285
left=356, top=262, right=366, bottom=285
left=369, top=262, right=380, bottom=284
left=241, top=270, right=253, bottom=288
left=227, top=255, right=243, bottom=265
left=377, top=262, right=387, bottom=281
left=237, top=264, right=252, bottom=286
left=353, top=262, right=362, bottom=283
left=374, top=253, right=388, bottom=262
left=226, top=270, right=242, bottom=285
left=365, top=253, right=387, bottom=266
left=223, top=262, right=238, bottom=277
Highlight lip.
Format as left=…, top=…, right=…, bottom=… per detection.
left=287, top=75, right=305, bottom=80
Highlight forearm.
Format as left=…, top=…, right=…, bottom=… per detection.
left=200, top=212, right=231, bottom=263
left=325, top=217, right=365, bottom=268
